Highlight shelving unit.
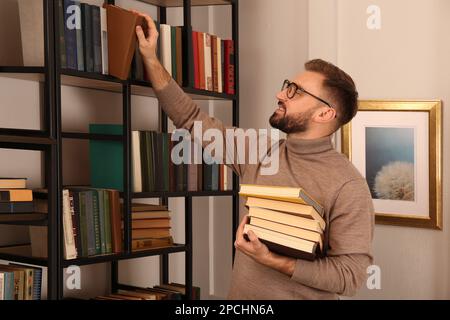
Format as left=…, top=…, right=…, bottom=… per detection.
left=0, top=0, right=239, bottom=300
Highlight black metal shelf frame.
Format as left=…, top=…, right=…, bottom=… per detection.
left=0, top=0, right=239, bottom=301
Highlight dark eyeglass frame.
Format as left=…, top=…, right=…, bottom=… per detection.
left=282, top=80, right=335, bottom=112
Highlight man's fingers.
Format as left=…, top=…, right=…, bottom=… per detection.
left=135, top=26, right=146, bottom=43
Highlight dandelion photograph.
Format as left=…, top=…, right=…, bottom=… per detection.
left=365, top=127, right=415, bottom=201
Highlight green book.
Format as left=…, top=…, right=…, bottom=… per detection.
left=96, top=189, right=106, bottom=254
left=79, top=191, right=88, bottom=257
left=145, top=131, right=155, bottom=192
left=103, top=190, right=112, bottom=254
left=92, top=190, right=101, bottom=255
left=89, top=124, right=123, bottom=191
left=140, top=131, right=149, bottom=192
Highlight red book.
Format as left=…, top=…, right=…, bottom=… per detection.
left=197, top=32, right=205, bottom=90
left=192, top=31, right=200, bottom=89
left=224, top=40, right=235, bottom=95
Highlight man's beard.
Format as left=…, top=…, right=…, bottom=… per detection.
left=269, top=106, right=313, bottom=134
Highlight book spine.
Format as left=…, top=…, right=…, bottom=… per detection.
left=204, top=33, right=213, bottom=91
left=145, top=131, right=155, bottom=192
left=32, top=268, right=42, bottom=300
left=224, top=40, right=235, bottom=95
left=68, top=190, right=79, bottom=258
left=97, top=190, right=106, bottom=254
left=81, top=3, right=93, bottom=72
left=140, top=131, right=149, bottom=192
left=171, top=26, right=177, bottom=82
left=5, top=272, right=14, bottom=300
left=62, top=189, right=77, bottom=260
left=74, top=1, right=84, bottom=71
left=197, top=32, right=205, bottom=90
left=100, top=7, right=108, bottom=75
left=85, top=191, right=96, bottom=256
left=217, top=37, right=223, bottom=93
left=79, top=193, right=88, bottom=257
left=192, top=31, right=199, bottom=89
left=71, top=190, right=82, bottom=257
left=0, top=202, right=34, bottom=213
left=176, top=27, right=183, bottom=85
left=59, top=0, right=67, bottom=68
left=63, top=0, right=78, bottom=69
left=109, top=190, right=122, bottom=254
left=104, top=190, right=112, bottom=254
left=91, top=5, right=102, bottom=73
left=211, top=35, right=218, bottom=92
left=132, top=131, right=143, bottom=193
left=160, top=24, right=172, bottom=76
left=92, top=190, right=102, bottom=255
left=0, top=273, right=4, bottom=300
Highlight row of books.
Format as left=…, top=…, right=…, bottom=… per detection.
left=93, top=283, right=200, bottom=300
left=88, top=124, right=233, bottom=193
left=60, top=0, right=108, bottom=74
left=0, top=263, right=42, bottom=300
left=239, top=184, right=325, bottom=261
left=129, top=203, right=174, bottom=252
left=62, top=187, right=122, bottom=260
left=0, top=178, right=34, bottom=214
left=131, top=131, right=233, bottom=193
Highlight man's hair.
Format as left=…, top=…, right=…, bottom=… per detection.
left=305, top=59, right=358, bottom=127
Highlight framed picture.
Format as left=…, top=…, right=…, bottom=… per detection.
left=341, top=101, right=442, bottom=229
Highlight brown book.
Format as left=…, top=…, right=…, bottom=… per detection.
left=106, top=5, right=145, bottom=80
left=211, top=35, right=219, bottom=92
left=244, top=224, right=319, bottom=261
left=132, top=210, right=170, bottom=220
left=117, top=289, right=157, bottom=300
left=108, top=294, right=143, bottom=300
left=197, top=32, right=205, bottom=90
left=133, top=228, right=171, bottom=239
left=132, top=236, right=173, bottom=251
left=130, top=203, right=168, bottom=212
left=246, top=196, right=325, bottom=230
left=175, top=27, right=183, bottom=85
left=108, top=190, right=123, bottom=253
left=0, top=213, right=46, bottom=223
left=132, top=218, right=171, bottom=229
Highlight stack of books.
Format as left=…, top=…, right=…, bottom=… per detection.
left=0, top=178, right=38, bottom=222
left=239, top=184, right=326, bottom=261
left=0, top=263, right=43, bottom=300
left=130, top=203, right=174, bottom=252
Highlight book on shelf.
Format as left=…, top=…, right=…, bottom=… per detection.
left=241, top=184, right=325, bottom=261
left=17, top=0, right=45, bottom=66
left=0, top=263, right=42, bottom=300
left=0, top=189, right=33, bottom=202
left=0, top=178, right=27, bottom=189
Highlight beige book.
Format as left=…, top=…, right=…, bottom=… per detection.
left=250, top=217, right=323, bottom=250
left=244, top=224, right=317, bottom=258
left=131, top=131, right=142, bottom=193
left=160, top=24, right=172, bottom=76
left=248, top=206, right=323, bottom=233
left=240, top=184, right=324, bottom=216
left=246, top=196, right=325, bottom=230
left=18, top=0, right=44, bottom=66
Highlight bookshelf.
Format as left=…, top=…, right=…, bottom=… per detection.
left=0, top=0, right=239, bottom=300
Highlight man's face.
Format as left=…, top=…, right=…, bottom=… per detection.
left=270, top=71, right=328, bottom=134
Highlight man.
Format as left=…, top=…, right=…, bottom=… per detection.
left=135, top=13, right=374, bottom=300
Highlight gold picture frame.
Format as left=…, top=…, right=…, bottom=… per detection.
left=341, top=100, right=442, bottom=229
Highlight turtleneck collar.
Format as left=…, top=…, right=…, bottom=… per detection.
left=285, top=135, right=334, bottom=155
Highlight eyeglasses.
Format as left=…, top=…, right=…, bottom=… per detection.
left=281, top=80, right=334, bottom=111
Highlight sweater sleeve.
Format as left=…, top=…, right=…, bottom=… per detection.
left=290, top=178, right=375, bottom=296
left=154, top=78, right=276, bottom=177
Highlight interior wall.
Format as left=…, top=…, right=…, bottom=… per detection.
left=310, top=0, right=450, bottom=299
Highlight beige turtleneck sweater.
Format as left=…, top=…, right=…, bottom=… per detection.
left=155, top=79, right=375, bottom=300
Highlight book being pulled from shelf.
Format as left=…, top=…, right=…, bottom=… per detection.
left=0, top=263, right=43, bottom=300
left=240, top=184, right=326, bottom=261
